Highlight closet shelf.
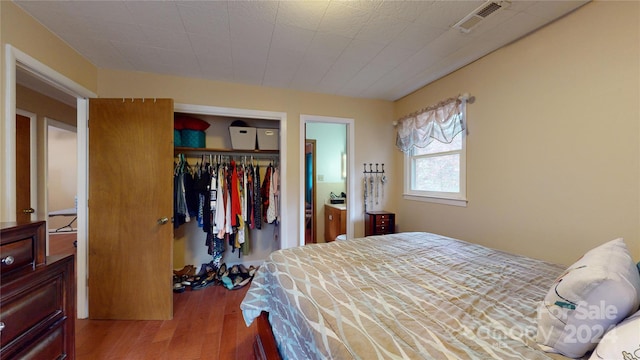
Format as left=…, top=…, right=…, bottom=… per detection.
left=175, top=147, right=279, bottom=156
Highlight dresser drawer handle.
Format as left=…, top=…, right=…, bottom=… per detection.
left=1, top=256, right=14, bottom=265
left=0, top=322, right=5, bottom=332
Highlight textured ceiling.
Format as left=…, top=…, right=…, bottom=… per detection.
left=15, top=0, right=588, bottom=101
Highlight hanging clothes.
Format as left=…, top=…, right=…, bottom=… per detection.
left=246, top=163, right=256, bottom=229
left=193, top=162, right=211, bottom=230
left=215, top=163, right=226, bottom=238
left=261, top=164, right=272, bottom=224
left=230, top=161, right=242, bottom=228
left=253, top=163, right=262, bottom=229
left=175, top=154, right=279, bottom=263
left=267, top=165, right=279, bottom=224
left=173, top=155, right=191, bottom=228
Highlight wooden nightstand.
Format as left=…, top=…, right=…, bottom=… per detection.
left=365, top=211, right=395, bottom=236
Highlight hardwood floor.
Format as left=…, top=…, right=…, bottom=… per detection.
left=49, top=233, right=259, bottom=360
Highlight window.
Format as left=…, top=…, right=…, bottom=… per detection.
left=396, top=96, right=468, bottom=206
left=404, top=131, right=466, bottom=206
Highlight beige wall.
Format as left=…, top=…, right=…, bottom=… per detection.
left=0, top=1, right=97, bottom=221
left=47, top=126, right=77, bottom=230
left=5, top=0, right=637, bottom=268
left=394, top=1, right=640, bottom=265
left=98, top=69, right=397, bottom=253
left=16, top=84, right=77, bottom=225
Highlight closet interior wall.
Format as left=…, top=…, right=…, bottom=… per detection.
left=173, top=114, right=280, bottom=269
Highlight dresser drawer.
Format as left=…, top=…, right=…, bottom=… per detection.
left=12, top=320, right=66, bottom=360
left=0, top=272, right=65, bottom=348
left=0, top=238, right=34, bottom=274
left=0, top=223, right=75, bottom=360
left=0, top=222, right=46, bottom=276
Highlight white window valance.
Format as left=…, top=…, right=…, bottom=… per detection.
left=395, top=97, right=466, bottom=154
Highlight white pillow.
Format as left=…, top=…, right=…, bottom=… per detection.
left=589, top=309, right=640, bottom=359
left=536, top=238, right=640, bottom=358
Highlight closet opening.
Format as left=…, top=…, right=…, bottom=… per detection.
left=172, top=104, right=287, bottom=277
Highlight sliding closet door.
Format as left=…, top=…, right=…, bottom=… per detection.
left=88, top=98, right=174, bottom=320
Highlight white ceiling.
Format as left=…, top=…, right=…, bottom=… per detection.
left=15, top=0, right=588, bottom=102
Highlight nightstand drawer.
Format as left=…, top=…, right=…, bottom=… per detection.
left=374, top=217, right=392, bottom=226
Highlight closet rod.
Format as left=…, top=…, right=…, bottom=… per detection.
left=176, top=152, right=278, bottom=159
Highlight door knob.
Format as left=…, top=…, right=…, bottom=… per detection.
left=157, top=217, right=169, bottom=225
left=22, top=208, right=35, bottom=214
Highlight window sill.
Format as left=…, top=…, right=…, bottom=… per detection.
left=403, top=194, right=467, bottom=207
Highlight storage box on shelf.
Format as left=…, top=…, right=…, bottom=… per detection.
left=174, top=115, right=210, bottom=149
left=181, top=129, right=206, bottom=148
left=174, top=129, right=182, bottom=147
left=229, top=126, right=257, bottom=150
left=257, top=128, right=279, bottom=150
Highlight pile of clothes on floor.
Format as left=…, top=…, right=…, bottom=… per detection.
left=172, top=262, right=257, bottom=293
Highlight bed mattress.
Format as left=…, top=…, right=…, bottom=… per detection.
left=241, top=232, right=573, bottom=359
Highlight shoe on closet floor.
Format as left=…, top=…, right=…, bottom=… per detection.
left=196, top=263, right=215, bottom=277
left=221, top=264, right=255, bottom=290
left=173, top=282, right=185, bottom=293
left=173, top=265, right=196, bottom=277
left=191, top=271, right=217, bottom=290
left=217, top=263, right=228, bottom=280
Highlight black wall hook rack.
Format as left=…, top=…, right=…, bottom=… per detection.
left=363, top=163, right=385, bottom=174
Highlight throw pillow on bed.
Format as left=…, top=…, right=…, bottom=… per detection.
left=535, top=238, right=640, bottom=358
left=589, top=309, right=640, bottom=359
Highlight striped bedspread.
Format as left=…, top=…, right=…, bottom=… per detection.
left=241, top=232, right=570, bottom=360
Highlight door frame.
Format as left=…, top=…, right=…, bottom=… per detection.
left=304, top=139, right=316, bottom=244
left=299, top=115, right=355, bottom=246
left=174, top=103, right=290, bottom=248
left=4, top=44, right=95, bottom=318
left=15, top=109, right=37, bottom=222
left=4, top=45, right=291, bottom=318
left=45, top=117, right=78, bottom=244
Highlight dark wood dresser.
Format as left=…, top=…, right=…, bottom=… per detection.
left=364, top=211, right=395, bottom=236
left=1, top=221, right=75, bottom=360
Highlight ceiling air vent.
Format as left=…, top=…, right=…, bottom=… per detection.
left=453, top=1, right=510, bottom=33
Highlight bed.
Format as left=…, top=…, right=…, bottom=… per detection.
left=240, top=232, right=639, bottom=360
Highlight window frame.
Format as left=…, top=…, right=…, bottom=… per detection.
left=403, top=131, right=467, bottom=207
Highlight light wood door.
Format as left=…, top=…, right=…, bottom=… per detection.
left=88, top=98, right=174, bottom=320
left=16, top=114, right=33, bottom=222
